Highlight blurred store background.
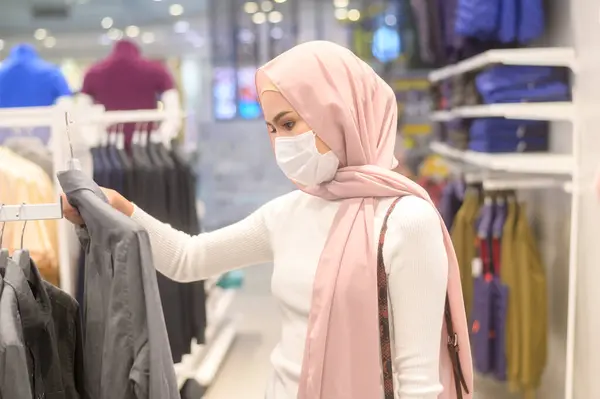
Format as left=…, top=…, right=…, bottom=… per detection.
left=1, top=1, right=598, bottom=399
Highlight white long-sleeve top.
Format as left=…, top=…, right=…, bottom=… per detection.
left=131, top=190, right=448, bottom=398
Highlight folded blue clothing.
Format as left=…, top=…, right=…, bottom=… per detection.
left=476, top=66, right=562, bottom=95
left=518, top=0, right=545, bottom=43
left=470, top=119, right=549, bottom=140
left=455, top=0, right=501, bottom=40
left=469, top=137, right=548, bottom=153
left=480, top=81, right=571, bottom=104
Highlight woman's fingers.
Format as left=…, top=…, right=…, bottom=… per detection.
left=61, top=193, right=84, bottom=225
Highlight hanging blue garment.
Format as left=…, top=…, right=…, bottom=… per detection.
left=0, top=44, right=71, bottom=108
left=455, top=0, right=501, bottom=40
left=518, top=0, right=545, bottom=43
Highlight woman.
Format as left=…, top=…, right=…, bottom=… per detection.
left=64, top=41, right=473, bottom=399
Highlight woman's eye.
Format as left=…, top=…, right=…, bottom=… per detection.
left=283, top=121, right=295, bottom=130
left=267, top=124, right=276, bottom=134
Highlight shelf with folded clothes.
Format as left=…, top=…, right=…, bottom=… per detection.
left=429, top=48, right=576, bottom=83
left=430, top=141, right=574, bottom=176
left=430, top=64, right=574, bottom=122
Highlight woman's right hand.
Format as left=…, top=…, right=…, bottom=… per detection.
left=62, top=187, right=135, bottom=225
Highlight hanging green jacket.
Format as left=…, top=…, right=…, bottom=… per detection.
left=514, top=202, right=548, bottom=398
left=499, top=196, right=521, bottom=393
left=450, top=187, right=480, bottom=319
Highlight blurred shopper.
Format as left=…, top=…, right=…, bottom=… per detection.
left=63, top=41, right=473, bottom=399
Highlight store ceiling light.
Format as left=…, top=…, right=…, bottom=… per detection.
left=334, top=0, right=349, bottom=8
left=261, top=1, right=273, bottom=12
left=125, top=25, right=140, bottom=38
left=34, top=29, right=48, bottom=40
left=252, top=11, right=267, bottom=24
left=244, top=1, right=258, bottom=13
left=173, top=20, right=190, bottom=33
left=43, top=36, right=56, bottom=48
left=141, top=32, right=155, bottom=44
left=107, top=28, right=123, bottom=41
left=169, top=4, right=184, bottom=16
left=274, top=0, right=286, bottom=3
left=334, top=8, right=348, bottom=20
left=101, top=17, right=113, bottom=29
left=347, top=9, right=360, bottom=21
left=268, top=11, right=283, bottom=23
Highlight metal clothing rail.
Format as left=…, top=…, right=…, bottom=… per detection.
left=0, top=200, right=64, bottom=222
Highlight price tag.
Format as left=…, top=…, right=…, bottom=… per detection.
left=472, top=258, right=483, bottom=278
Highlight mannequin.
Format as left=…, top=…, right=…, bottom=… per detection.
left=0, top=43, right=72, bottom=108
left=0, top=43, right=73, bottom=145
left=79, top=40, right=181, bottom=150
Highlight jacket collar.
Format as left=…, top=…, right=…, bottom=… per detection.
left=3, top=258, right=52, bottom=336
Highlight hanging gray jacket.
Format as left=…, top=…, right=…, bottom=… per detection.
left=57, top=169, right=179, bottom=399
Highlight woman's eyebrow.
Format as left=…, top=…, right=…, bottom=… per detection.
left=272, top=110, right=292, bottom=124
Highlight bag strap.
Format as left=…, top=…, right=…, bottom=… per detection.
left=377, top=197, right=470, bottom=399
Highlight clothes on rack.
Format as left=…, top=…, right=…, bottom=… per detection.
left=83, top=128, right=206, bottom=364
left=58, top=168, right=179, bottom=399
left=443, top=182, right=548, bottom=396
left=0, top=147, right=59, bottom=285
left=2, top=136, right=54, bottom=178
left=0, top=258, right=86, bottom=399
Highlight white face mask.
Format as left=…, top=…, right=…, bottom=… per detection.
left=274, top=131, right=340, bottom=186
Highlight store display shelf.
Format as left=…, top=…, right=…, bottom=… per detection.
left=193, top=321, right=237, bottom=387
left=174, top=288, right=237, bottom=389
left=430, top=142, right=574, bottom=175
left=431, top=102, right=574, bottom=122
left=429, top=47, right=576, bottom=82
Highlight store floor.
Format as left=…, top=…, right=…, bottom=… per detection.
left=204, top=263, right=279, bottom=399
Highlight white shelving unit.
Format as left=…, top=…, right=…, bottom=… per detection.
left=430, top=142, right=574, bottom=175
left=429, top=47, right=575, bottom=82
left=431, top=102, right=574, bottom=122
left=428, top=46, right=582, bottom=399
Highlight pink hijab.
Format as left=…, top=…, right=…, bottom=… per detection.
left=257, top=41, right=473, bottom=399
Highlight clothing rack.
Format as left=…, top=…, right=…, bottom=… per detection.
left=76, top=106, right=238, bottom=393
left=0, top=105, right=72, bottom=290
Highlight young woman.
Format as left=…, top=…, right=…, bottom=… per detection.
left=64, top=41, right=473, bottom=399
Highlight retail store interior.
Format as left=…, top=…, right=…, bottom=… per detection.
left=0, top=0, right=599, bottom=398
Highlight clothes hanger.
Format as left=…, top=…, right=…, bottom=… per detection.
left=11, top=203, right=31, bottom=280
left=131, top=122, right=140, bottom=146
left=0, top=204, right=8, bottom=270
left=140, top=122, right=149, bottom=147
left=116, top=123, right=125, bottom=151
